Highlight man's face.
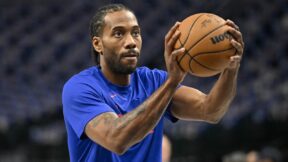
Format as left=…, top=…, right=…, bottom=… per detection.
left=100, top=10, right=142, bottom=74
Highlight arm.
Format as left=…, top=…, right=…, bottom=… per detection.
left=171, top=20, right=244, bottom=123
left=85, top=22, right=186, bottom=154
left=171, top=68, right=239, bottom=123
left=85, top=79, right=178, bottom=154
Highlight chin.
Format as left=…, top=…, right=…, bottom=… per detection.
left=121, top=62, right=138, bottom=74
left=123, top=66, right=137, bottom=74
left=112, top=65, right=137, bottom=75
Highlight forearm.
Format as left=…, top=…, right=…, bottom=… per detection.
left=203, top=67, right=239, bottom=123
left=110, top=78, right=178, bottom=150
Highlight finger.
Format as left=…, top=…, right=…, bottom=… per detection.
left=227, top=27, right=244, bottom=46
left=231, top=39, right=244, bottom=55
left=171, top=47, right=185, bottom=60
left=230, top=55, right=241, bottom=62
left=226, top=19, right=240, bottom=31
left=228, top=55, right=241, bottom=68
left=226, top=20, right=244, bottom=47
left=165, top=22, right=181, bottom=43
left=167, top=30, right=181, bottom=49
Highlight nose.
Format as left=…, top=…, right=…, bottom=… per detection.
left=124, top=34, right=136, bottom=49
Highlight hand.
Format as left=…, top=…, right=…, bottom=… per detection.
left=164, top=22, right=187, bottom=84
left=225, top=19, right=245, bottom=70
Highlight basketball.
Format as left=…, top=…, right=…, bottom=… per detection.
left=174, top=13, right=237, bottom=77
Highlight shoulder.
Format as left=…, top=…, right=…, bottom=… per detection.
left=65, top=66, right=99, bottom=85
left=63, top=66, right=101, bottom=95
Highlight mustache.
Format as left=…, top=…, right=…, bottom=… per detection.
left=121, top=49, right=140, bottom=57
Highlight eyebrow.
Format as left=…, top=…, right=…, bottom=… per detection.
left=111, top=25, right=140, bottom=31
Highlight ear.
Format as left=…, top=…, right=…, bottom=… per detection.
left=92, top=36, right=103, bottom=54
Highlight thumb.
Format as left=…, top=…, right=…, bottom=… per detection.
left=171, top=48, right=185, bottom=60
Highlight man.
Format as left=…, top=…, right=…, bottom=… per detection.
left=162, top=135, right=172, bottom=162
left=62, top=3, right=244, bottom=162
left=258, top=147, right=283, bottom=162
left=246, top=151, right=259, bottom=162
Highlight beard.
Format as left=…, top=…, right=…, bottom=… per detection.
left=105, top=49, right=139, bottom=75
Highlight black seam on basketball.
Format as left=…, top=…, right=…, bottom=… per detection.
left=174, top=39, right=184, bottom=50
left=176, top=42, right=191, bottom=64
left=193, top=58, right=219, bottom=71
left=177, top=50, right=192, bottom=72
left=182, top=14, right=204, bottom=45
left=188, top=54, right=219, bottom=72
left=188, top=55, right=194, bottom=73
left=192, top=47, right=235, bottom=59
left=180, top=23, right=227, bottom=72
left=179, top=40, right=190, bottom=62
left=176, top=14, right=205, bottom=63
left=174, top=40, right=182, bottom=50
left=176, top=57, right=186, bottom=72
left=186, top=23, right=226, bottom=56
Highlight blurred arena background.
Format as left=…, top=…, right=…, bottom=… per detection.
left=0, top=0, right=287, bottom=161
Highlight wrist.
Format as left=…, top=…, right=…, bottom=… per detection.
left=222, top=66, right=239, bottom=78
left=166, top=76, right=181, bottom=89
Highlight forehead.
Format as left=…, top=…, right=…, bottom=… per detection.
left=104, top=10, right=139, bottom=30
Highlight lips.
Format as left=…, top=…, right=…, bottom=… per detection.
left=121, top=50, right=139, bottom=64
left=123, top=54, right=137, bottom=58
left=122, top=49, right=139, bottom=58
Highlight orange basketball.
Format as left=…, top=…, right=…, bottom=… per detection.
left=174, top=13, right=237, bottom=77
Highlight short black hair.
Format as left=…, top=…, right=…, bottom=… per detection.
left=89, top=4, right=134, bottom=65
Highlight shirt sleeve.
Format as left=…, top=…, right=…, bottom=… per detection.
left=62, top=78, right=114, bottom=139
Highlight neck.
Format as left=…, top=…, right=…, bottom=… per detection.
left=100, top=66, right=131, bottom=86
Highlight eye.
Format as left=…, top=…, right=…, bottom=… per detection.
left=113, top=31, right=123, bottom=38
left=132, top=30, right=140, bottom=37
